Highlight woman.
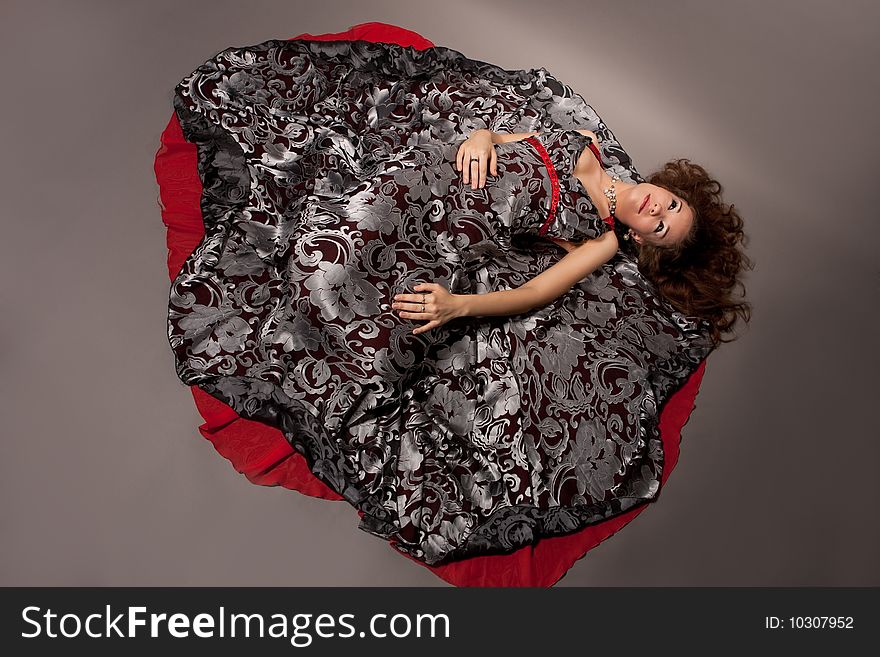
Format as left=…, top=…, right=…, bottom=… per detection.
left=167, top=36, right=751, bottom=566
left=395, top=127, right=750, bottom=351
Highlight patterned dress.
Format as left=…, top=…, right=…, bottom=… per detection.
left=168, top=37, right=715, bottom=565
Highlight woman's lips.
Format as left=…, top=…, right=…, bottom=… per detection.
left=639, top=194, right=650, bottom=214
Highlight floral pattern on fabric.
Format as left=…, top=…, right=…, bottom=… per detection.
left=168, top=38, right=715, bottom=565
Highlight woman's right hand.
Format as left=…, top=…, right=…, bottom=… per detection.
left=456, top=128, right=498, bottom=190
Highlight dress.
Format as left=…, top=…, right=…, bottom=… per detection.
left=167, top=37, right=715, bottom=566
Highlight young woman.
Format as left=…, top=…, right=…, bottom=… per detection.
left=167, top=36, right=752, bottom=567
left=394, top=127, right=750, bottom=351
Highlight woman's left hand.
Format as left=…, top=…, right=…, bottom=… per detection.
left=392, top=282, right=463, bottom=335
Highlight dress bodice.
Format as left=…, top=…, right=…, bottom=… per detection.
left=489, top=129, right=613, bottom=242
left=523, top=128, right=616, bottom=240
left=443, top=127, right=618, bottom=273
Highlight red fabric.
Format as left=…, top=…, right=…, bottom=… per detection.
left=154, top=21, right=709, bottom=587
left=523, top=136, right=562, bottom=237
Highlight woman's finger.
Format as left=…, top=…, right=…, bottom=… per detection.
left=413, top=320, right=439, bottom=335
left=395, top=295, right=431, bottom=309
left=403, top=301, right=430, bottom=311
left=469, top=159, right=480, bottom=189
left=490, top=148, right=497, bottom=177
left=478, top=153, right=487, bottom=188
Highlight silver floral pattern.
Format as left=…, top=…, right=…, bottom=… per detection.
left=167, top=38, right=714, bottom=565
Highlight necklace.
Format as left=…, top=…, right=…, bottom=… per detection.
left=602, top=172, right=622, bottom=216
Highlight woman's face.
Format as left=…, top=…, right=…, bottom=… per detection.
left=617, top=183, right=694, bottom=246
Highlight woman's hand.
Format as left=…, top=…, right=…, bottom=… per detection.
left=456, top=128, right=498, bottom=190
left=392, top=282, right=464, bottom=335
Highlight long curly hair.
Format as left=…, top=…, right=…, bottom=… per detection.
left=628, top=159, right=753, bottom=348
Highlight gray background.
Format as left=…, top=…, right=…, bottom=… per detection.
left=1, top=0, right=876, bottom=586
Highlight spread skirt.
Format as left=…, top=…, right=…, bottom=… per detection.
left=158, top=22, right=714, bottom=577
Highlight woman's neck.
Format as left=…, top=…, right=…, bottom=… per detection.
left=575, top=169, right=636, bottom=219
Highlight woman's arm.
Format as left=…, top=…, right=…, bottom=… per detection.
left=490, top=130, right=540, bottom=144
left=455, top=231, right=618, bottom=318
left=490, top=128, right=598, bottom=145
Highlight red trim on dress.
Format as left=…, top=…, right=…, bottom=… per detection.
left=524, top=135, right=560, bottom=236
left=526, top=133, right=616, bottom=234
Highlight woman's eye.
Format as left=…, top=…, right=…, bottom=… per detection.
left=669, top=199, right=678, bottom=210
left=655, top=221, right=665, bottom=233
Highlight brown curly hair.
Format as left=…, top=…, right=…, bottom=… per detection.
left=632, top=159, right=753, bottom=348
